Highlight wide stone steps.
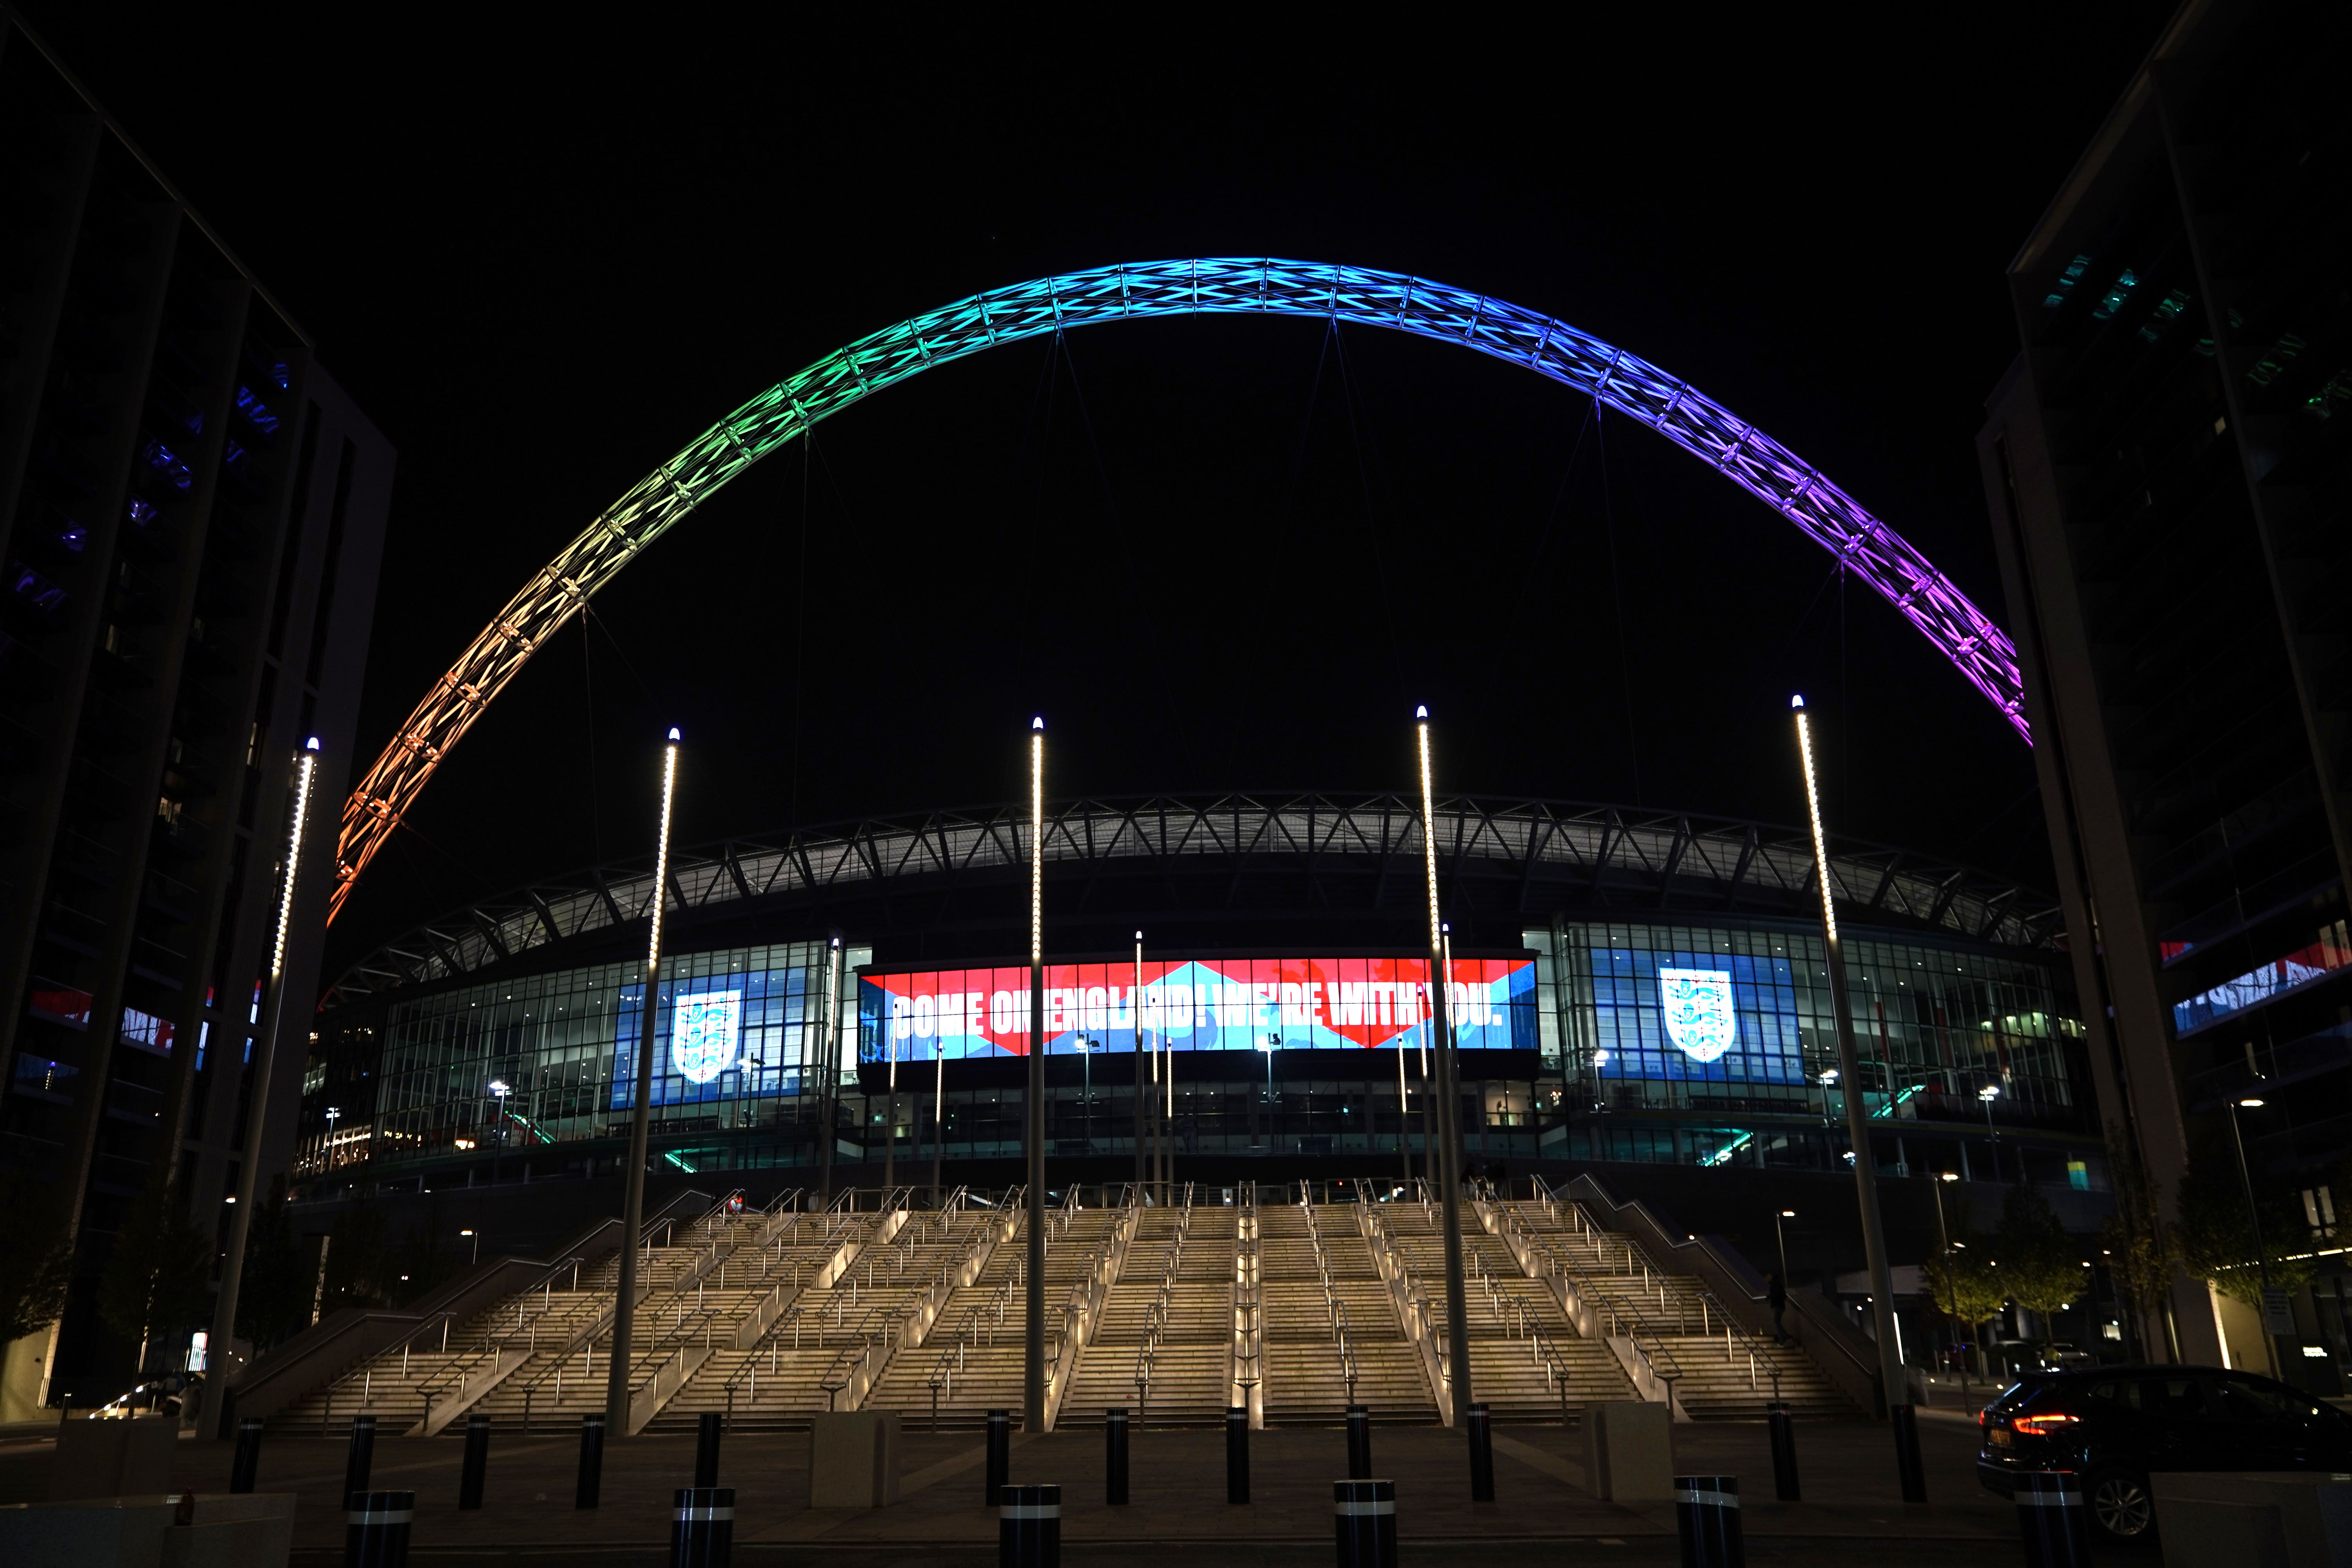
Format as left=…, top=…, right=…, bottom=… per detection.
left=1258, top=1205, right=1436, bottom=1425
left=1061, top=1205, right=1236, bottom=1428
left=653, top=1217, right=995, bottom=1432
left=863, top=1209, right=1123, bottom=1430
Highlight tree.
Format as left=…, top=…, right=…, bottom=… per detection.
left=0, top=1172, right=75, bottom=1344
left=1995, top=1182, right=2084, bottom=1338
left=96, top=1173, right=214, bottom=1376
left=2177, top=1144, right=2313, bottom=1307
left=2100, top=1131, right=2181, bottom=1359
left=1925, top=1217, right=2007, bottom=1384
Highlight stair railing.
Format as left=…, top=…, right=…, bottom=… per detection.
left=1131, top=1181, right=1193, bottom=1424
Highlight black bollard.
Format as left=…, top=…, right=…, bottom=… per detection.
left=344, top=1488, right=413, bottom=1568
left=2014, top=1470, right=2092, bottom=1567
left=695, top=1411, right=722, bottom=1489
left=672, top=1486, right=734, bottom=1568
left=1345, top=1404, right=1372, bottom=1479
left=1466, top=1401, right=1495, bottom=1502
left=1673, top=1474, right=1745, bottom=1568
left=985, top=1410, right=1011, bottom=1508
left=1334, top=1478, right=1399, bottom=1568
left=230, top=1416, right=264, bottom=1494
left=458, top=1412, right=491, bottom=1510
left=998, top=1481, right=1060, bottom=1568
left=1890, top=1403, right=1927, bottom=1503
left=1105, top=1408, right=1129, bottom=1504
left=576, top=1414, right=606, bottom=1509
left=344, top=1414, right=377, bottom=1508
left=1765, top=1401, right=1800, bottom=1502
left=1226, top=1406, right=1250, bottom=1504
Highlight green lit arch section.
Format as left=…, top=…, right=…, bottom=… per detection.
left=330, top=258, right=2027, bottom=921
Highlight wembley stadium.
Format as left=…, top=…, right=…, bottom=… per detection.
left=297, top=789, right=2096, bottom=1201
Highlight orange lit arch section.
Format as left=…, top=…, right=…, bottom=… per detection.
left=330, top=260, right=2026, bottom=922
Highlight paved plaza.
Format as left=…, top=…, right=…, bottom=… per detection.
left=1, top=1409, right=2071, bottom=1564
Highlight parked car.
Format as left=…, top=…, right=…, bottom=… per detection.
left=2031, top=1341, right=2095, bottom=1371
left=1977, top=1366, right=2352, bottom=1544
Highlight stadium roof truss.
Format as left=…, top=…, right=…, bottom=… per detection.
left=329, top=259, right=2031, bottom=924
left=329, top=793, right=2063, bottom=1002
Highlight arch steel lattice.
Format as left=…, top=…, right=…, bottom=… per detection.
left=330, top=259, right=2028, bottom=922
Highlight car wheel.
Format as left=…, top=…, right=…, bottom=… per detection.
left=2087, top=1468, right=2156, bottom=1544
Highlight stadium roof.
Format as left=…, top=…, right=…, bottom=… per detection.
left=327, top=792, right=2063, bottom=1005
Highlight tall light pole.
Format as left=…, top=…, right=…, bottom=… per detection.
left=817, top=935, right=841, bottom=1200
left=883, top=1014, right=898, bottom=1193
left=1774, top=1209, right=1795, bottom=1283
left=1792, top=694, right=1906, bottom=1414
left=1134, top=932, right=1149, bottom=1194
left=1024, top=717, right=1047, bottom=1433
left=461, top=1228, right=479, bottom=1267
left=1396, top=1021, right=1413, bottom=1185
left=1931, top=1173, right=1968, bottom=1394
left=931, top=1026, right=946, bottom=1204
left=210, top=736, right=320, bottom=1426
left=1415, top=706, right=1474, bottom=1422
left=2227, top=1095, right=2284, bottom=1379
left=606, top=726, right=680, bottom=1436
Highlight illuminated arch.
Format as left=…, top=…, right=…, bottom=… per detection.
left=330, top=259, right=2027, bottom=922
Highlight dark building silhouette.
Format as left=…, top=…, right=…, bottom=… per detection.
left=1979, top=0, right=2351, bottom=1374
left=0, top=15, right=394, bottom=1407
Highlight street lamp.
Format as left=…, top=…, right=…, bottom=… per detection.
left=323, top=1105, right=341, bottom=1168
left=1929, top=1172, right=1970, bottom=1392
left=2227, top=1095, right=2285, bottom=1379
left=1260, top=1032, right=1279, bottom=1150
left=1076, top=1036, right=1094, bottom=1155
left=461, top=1227, right=478, bottom=1266
left=1774, top=1209, right=1795, bottom=1283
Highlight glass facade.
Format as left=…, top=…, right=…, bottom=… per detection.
left=367, top=942, right=864, bottom=1165
left=328, top=918, right=2082, bottom=1180
left=1551, top=922, right=2081, bottom=1126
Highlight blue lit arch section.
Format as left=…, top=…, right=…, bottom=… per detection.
left=330, top=259, right=2028, bottom=920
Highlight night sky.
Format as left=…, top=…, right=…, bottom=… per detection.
left=19, top=4, right=2177, bottom=975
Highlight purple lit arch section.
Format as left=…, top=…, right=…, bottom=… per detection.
left=330, top=259, right=2027, bottom=921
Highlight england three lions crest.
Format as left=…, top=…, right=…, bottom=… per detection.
left=671, top=989, right=743, bottom=1085
left=1658, top=968, right=1736, bottom=1063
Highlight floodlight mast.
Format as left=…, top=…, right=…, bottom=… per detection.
left=210, top=737, right=321, bottom=1432
left=607, top=727, right=681, bottom=1435
left=1025, top=718, right=1047, bottom=1432
left=1416, top=707, right=1474, bottom=1423
left=1792, top=695, right=1906, bottom=1413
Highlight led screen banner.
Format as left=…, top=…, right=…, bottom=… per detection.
left=860, top=956, right=1536, bottom=1063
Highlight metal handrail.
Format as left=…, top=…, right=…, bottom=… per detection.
left=1500, top=1187, right=1686, bottom=1393
left=1130, top=1181, right=1194, bottom=1421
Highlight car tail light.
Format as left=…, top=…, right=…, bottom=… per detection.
left=2010, top=1413, right=2080, bottom=1437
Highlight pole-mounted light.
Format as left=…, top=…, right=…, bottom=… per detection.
left=1413, top=704, right=1474, bottom=1421
left=1791, top=693, right=1908, bottom=1422
left=1024, top=716, right=1048, bottom=1432
left=608, top=725, right=681, bottom=1433
left=1791, top=696, right=1837, bottom=943
left=208, top=736, right=324, bottom=1430
left=1030, top=718, right=1045, bottom=967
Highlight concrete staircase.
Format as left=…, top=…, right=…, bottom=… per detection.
left=1377, top=1195, right=1631, bottom=1423
left=1060, top=1188, right=1238, bottom=1428
left=1501, top=1194, right=1855, bottom=1419
left=654, top=1198, right=994, bottom=1432
left=1259, top=1193, right=1437, bottom=1425
left=864, top=1196, right=1124, bottom=1430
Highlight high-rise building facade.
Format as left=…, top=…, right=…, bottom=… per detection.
left=1978, top=0, right=2350, bottom=1372
left=0, top=16, right=394, bottom=1408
